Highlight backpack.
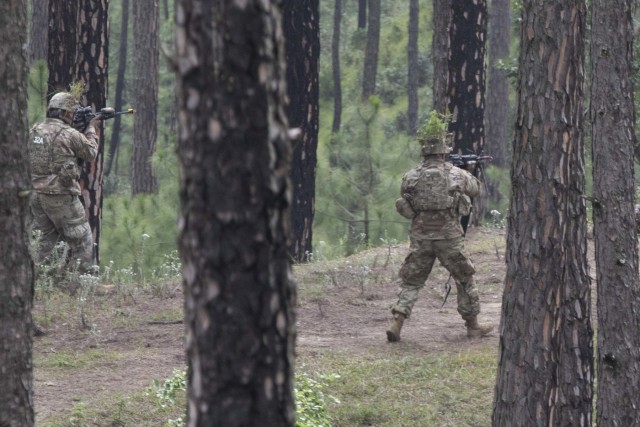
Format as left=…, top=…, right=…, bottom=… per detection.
left=404, top=163, right=455, bottom=212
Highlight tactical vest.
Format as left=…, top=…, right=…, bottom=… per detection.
left=406, top=163, right=455, bottom=212
left=29, top=124, right=66, bottom=176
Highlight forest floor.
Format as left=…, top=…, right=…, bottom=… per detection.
left=33, top=226, right=529, bottom=425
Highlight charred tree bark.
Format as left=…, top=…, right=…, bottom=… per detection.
left=432, top=0, right=451, bottom=113
left=283, top=0, right=319, bottom=262
left=407, top=0, right=419, bottom=135
left=29, top=0, right=48, bottom=63
left=486, top=0, right=510, bottom=168
left=106, top=0, right=130, bottom=177
left=0, top=1, right=34, bottom=425
left=590, top=1, right=640, bottom=425
left=131, top=0, right=159, bottom=194
left=447, top=0, right=487, bottom=155
left=175, top=0, right=296, bottom=425
left=47, top=0, right=109, bottom=263
left=447, top=0, right=487, bottom=224
left=492, top=1, right=593, bottom=426
left=361, top=0, right=380, bottom=100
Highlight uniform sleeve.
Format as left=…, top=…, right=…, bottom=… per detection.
left=463, top=171, right=482, bottom=198
left=450, top=167, right=482, bottom=198
left=72, top=125, right=99, bottom=162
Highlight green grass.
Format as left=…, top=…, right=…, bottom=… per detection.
left=38, top=389, right=185, bottom=427
left=302, top=347, right=497, bottom=427
left=39, top=346, right=497, bottom=427
left=35, top=348, right=125, bottom=370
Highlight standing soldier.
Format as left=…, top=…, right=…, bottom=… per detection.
left=29, top=91, right=99, bottom=275
left=387, top=113, right=493, bottom=342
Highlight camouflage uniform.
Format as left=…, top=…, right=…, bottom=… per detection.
left=29, top=103, right=99, bottom=272
left=392, top=157, right=482, bottom=320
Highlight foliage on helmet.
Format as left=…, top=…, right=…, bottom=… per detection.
left=48, top=92, right=81, bottom=112
left=417, top=110, right=452, bottom=155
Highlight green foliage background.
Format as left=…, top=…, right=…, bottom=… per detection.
left=29, top=0, right=519, bottom=274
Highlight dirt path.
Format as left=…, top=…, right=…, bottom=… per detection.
left=34, top=227, right=506, bottom=423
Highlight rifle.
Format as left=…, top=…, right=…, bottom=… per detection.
left=447, top=153, right=493, bottom=173
left=446, top=152, right=492, bottom=235
left=73, top=106, right=135, bottom=131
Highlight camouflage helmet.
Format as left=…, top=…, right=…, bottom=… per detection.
left=48, top=92, right=81, bottom=112
left=417, top=111, right=452, bottom=156
left=420, top=136, right=450, bottom=156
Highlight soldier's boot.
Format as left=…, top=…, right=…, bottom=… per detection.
left=465, top=316, right=494, bottom=338
left=386, top=313, right=406, bottom=342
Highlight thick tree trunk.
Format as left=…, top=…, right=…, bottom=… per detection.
left=492, top=1, right=593, bottom=426
left=106, top=0, right=130, bottom=177
left=432, top=0, right=451, bottom=113
left=447, top=0, right=487, bottom=155
left=283, top=0, right=320, bottom=262
left=175, top=0, right=296, bottom=425
left=29, top=0, right=48, bottom=63
left=0, top=1, right=34, bottom=425
left=361, top=0, right=380, bottom=100
left=590, top=1, right=640, bottom=425
left=47, top=0, right=109, bottom=264
left=131, top=0, right=159, bottom=194
left=485, top=0, right=510, bottom=168
left=407, top=0, right=419, bottom=135
left=447, top=0, right=488, bottom=225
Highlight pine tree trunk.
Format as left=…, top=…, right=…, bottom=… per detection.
left=283, top=0, right=320, bottom=262
left=331, top=0, right=342, bottom=136
left=447, top=0, right=487, bottom=225
left=0, top=1, right=34, bottom=425
left=358, top=0, right=366, bottom=28
left=175, top=0, right=296, bottom=425
left=447, top=0, right=487, bottom=155
left=47, top=0, right=109, bottom=263
left=486, top=0, right=510, bottom=168
left=590, top=1, right=640, bottom=425
left=407, top=0, right=419, bottom=135
left=492, top=1, right=593, bottom=425
left=106, top=0, right=130, bottom=177
left=432, top=0, right=451, bottom=113
left=362, top=0, right=380, bottom=100
left=29, top=0, right=48, bottom=63
left=131, top=0, right=159, bottom=194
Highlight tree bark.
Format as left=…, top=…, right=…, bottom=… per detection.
left=0, top=1, right=34, bottom=425
left=432, top=0, right=451, bottom=113
left=131, top=0, right=159, bottom=194
left=29, top=0, right=48, bottom=63
left=175, top=0, right=296, bottom=425
left=447, top=0, right=488, bottom=224
left=407, top=0, right=419, bottom=135
left=485, top=0, right=510, bottom=168
left=492, top=1, right=593, bottom=426
left=106, top=0, right=130, bottom=177
left=590, top=1, right=640, bottom=425
left=47, top=0, right=109, bottom=264
left=331, top=0, right=342, bottom=136
left=358, top=0, right=366, bottom=29
left=361, top=0, right=380, bottom=100
left=447, top=0, right=487, bottom=155
left=283, top=0, right=320, bottom=262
